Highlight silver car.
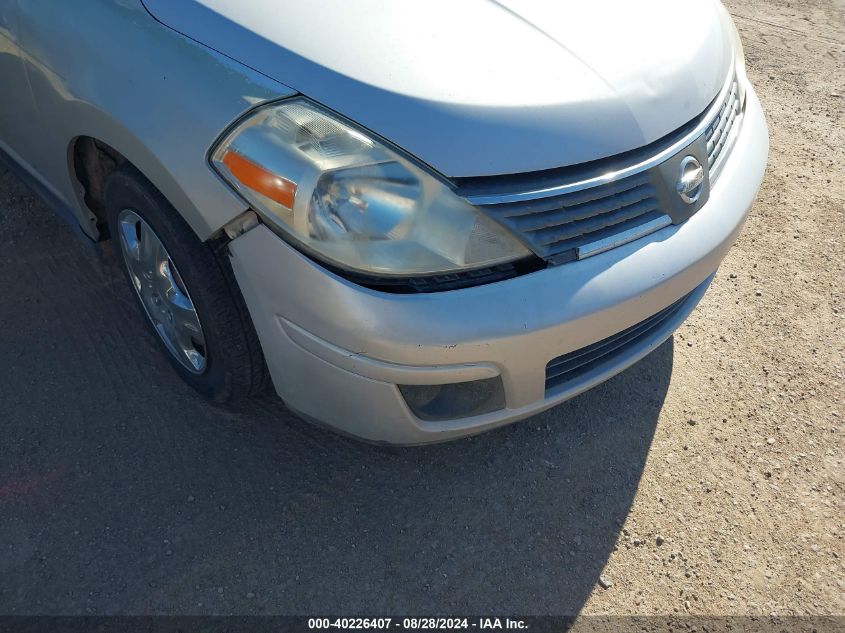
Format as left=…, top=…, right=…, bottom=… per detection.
left=0, top=1, right=768, bottom=444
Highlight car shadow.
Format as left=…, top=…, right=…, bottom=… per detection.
left=0, top=165, right=673, bottom=616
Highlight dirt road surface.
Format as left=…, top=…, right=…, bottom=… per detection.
left=0, top=0, right=842, bottom=619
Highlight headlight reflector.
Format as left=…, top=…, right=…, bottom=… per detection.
left=211, top=98, right=530, bottom=277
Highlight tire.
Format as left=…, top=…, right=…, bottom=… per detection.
left=105, top=165, right=269, bottom=402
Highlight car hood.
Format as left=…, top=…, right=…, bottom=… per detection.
left=142, top=0, right=735, bottom=178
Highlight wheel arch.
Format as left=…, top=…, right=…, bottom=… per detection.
left=60, top=96, right=254, bottom=244
left=65, top=107, right=218, bottom=243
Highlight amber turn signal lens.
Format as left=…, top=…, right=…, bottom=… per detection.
left=222, top=150, right=297, bottom=209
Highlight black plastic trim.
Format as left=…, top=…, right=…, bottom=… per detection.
left=321, top=257, right=547, bottom=294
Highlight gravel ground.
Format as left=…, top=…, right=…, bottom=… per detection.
left=0, top=0, right=842, bottom=619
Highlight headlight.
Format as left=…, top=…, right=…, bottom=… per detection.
left=211, top=98, right=531, bottom=277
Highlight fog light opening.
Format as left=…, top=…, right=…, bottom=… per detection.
left=399, top=376, right=506, bottom=422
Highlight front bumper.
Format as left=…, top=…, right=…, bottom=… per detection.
left=228, top=86, right=768, bottom=445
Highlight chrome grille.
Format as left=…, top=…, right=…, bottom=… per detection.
left=456, top=71, right=742, bottom=266
left=477, top=172, right=667, bottom=265
left=706, top=78, right=741, bottom=176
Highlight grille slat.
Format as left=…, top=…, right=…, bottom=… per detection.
left=545, top=291, right=693, bottom=390
left=481, top=172, right=662, bottom=261
left=513, top=183, right=657, bottom=232
left=531, top=197, right=661, bottom=246
left=550, top=211, right=669, bottom=258
left=706, top=80, right=740, bottom=171
left=499, top=174, right=651, bottom=219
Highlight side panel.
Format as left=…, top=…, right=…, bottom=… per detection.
left=0, top=0, right=38, bottom=168
left=14, top=0, right=295, bottom=239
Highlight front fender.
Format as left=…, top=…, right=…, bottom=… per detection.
left=16, top=0, right=294, bottom=239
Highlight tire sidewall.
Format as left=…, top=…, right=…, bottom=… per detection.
left=105, top=170, right=234, bottom=401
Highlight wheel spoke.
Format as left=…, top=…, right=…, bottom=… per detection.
left=158, top=260, right=190, bottom=309
left=118, top=218, right=141, bottom=261
left=170, top=318, right=205, bottom=371
left=138, top=221, right=161, bottom=271
left=118, top=216, right=145, bottom=290
left=172, top=300, right=203, bottom=338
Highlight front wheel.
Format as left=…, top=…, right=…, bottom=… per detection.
left=105, top=166, right=269, bottom=402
